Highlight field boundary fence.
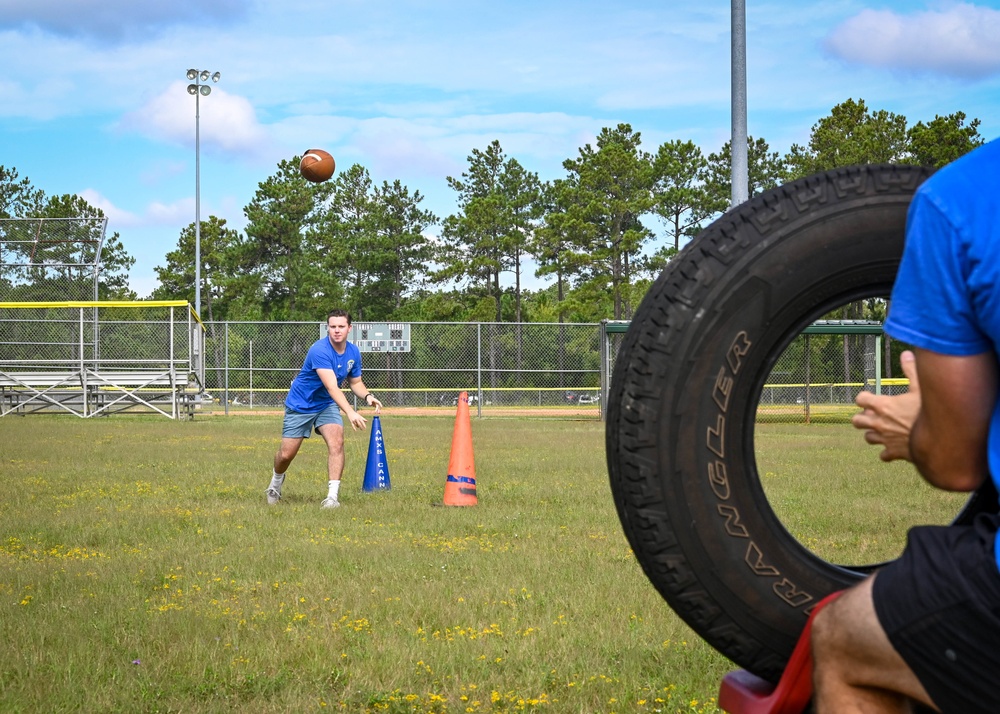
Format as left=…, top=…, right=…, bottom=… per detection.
left=601, top=319, right=902, bottom=424
left=203, top=321, right=605, bottom=418
left=0, top=307, right=898, bottom=422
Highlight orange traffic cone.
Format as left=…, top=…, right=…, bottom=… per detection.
left=441, top=391, right=478, bottom=506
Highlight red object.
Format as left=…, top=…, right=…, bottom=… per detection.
left=718, top=591, right=844, bottom=714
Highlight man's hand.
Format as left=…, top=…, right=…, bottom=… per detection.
left=852, top=350, right=921, bottom=462
left=369, top=396, right=382, bottom=415
left=346, top=408, right=367, bottom=431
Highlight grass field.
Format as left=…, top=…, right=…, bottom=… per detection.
left=0, top=415, right=966, bottom=713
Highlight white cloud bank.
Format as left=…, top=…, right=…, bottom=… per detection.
left=119, top=81, right=274, bottom=160
left=825, top=3, right=1000, bottom=79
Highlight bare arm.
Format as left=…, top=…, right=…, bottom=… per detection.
left=316, top=368, right=367, bottom=430
left=909, top=347, right=996, bottom=491
left=853, top=348, right=996, bottom=492
left=347, top=375, right=382, bottom=414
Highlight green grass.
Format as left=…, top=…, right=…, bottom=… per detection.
left=756, top=423, right=968, bottom=566
left=0, top=416, right=965, bottom=713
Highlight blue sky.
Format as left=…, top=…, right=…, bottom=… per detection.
left=2, top=0, right=999, bottom=299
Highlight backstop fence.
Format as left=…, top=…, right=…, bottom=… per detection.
left=0, top=218, right=107, bottom=302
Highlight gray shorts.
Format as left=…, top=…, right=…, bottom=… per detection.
left=281, top=404, right=343, bottom=438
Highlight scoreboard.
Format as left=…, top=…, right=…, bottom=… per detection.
left=349, top=322, right=411, bottom=353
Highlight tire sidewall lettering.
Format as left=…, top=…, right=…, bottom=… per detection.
left=708, top=330, right=814, bottom=609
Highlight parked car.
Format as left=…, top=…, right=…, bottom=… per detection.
left=578, top=393, right=600, bottom=404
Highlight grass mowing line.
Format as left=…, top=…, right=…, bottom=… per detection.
left=0, top=416, right=961, bottom=712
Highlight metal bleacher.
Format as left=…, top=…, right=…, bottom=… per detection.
left=0, top=301, right=205, bottom=419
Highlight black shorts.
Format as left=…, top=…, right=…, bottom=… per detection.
left=872, top=512, right=1000, bottom=714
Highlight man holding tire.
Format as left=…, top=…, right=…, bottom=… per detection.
left=813, top=139, right=1000, bottom=713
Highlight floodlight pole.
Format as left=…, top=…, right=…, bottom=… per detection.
left=731, top=0, right=749, bottom=207
left=186, top=69, right=221, bottom=318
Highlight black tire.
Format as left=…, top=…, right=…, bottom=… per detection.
left=606, top=164, right=997, bottom=682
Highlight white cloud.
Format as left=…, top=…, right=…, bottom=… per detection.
left=77, top=189, right=140, bottom=227
left=129, top=274, right=161, bottom=299
left=825, top=3, right=1000, bottom=79
left=77, top=189, right=192, bottom=229
left=145, top=199, right=196, bottom=228
left=0, top=0, right=248, bottom=43
left=119, top=81, right=274, bottom=160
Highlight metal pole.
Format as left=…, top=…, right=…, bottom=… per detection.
left=875, top=333, right=883, bottom=396
left=224, top=321, right=230, bottom=415
left=79, top=307, right=87, bottom=416
left=804, top=333, right=811, bottom=425
left=731, top=0, right=749, bottom=207
left=476, top=324, right=482, bottom=418
left=187, top=69, right=219, bottom=317
left=194, top=88, right=202, bottom=318
left=597, top=320, right=611, bottom=421
left=170, top=306, right=177, bottom=419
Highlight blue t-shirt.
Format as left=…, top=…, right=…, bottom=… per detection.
left=885, top=138, right=1000, bottom=554
left=284, top=337, right=362, bottom=413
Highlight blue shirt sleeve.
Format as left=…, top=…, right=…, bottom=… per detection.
left=884, top=189, right=992, bottom=356
left=311, top=341, right=336, bottom=371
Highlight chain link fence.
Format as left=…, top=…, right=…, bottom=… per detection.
left=204, top=321, right=604, bottom=416
left=0, top=218, right=107, bottom=302
left=0, top=306, right=900, bottom=423
left=602, top=320, right=900, bottom=424
left=755, top=324, right=900, bottom=424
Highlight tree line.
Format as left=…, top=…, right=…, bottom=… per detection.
left=1, top=99, right=984, bottom=322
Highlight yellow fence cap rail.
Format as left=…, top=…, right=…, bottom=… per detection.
left=0, top=301, right=204, bottom=328
left=0, top=300, right=190, bottom=308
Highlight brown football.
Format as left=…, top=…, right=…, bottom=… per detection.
left=300, top=149, right=336, bottom=183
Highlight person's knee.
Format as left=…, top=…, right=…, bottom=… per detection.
left=318, top=425, right=344, bottom=454
left=812, top=605, right=838, bottom=665
left=812, top=591, right=866, bottom=670
left=277, top=439, right=301, bottom=462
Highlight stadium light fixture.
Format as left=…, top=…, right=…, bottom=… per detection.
left=185, top=68, right=221, bottom=318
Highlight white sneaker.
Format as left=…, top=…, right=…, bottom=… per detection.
left=320, top=497, right=340, bottom=509
left=265, top=487, right=281, bottom=505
